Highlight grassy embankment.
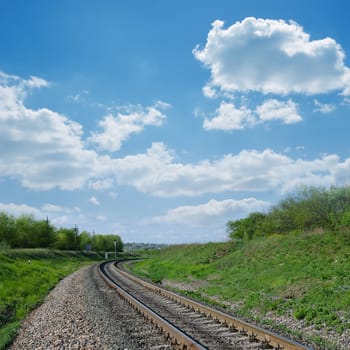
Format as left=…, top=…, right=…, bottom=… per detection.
left=130, top=230, right=350, bottom=349
left=0, top=249, right=104, bottom=350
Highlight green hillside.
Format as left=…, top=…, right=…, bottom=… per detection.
left=0, top=249, right=103, bottom=349
left=130, top=230, right=350, bottom=349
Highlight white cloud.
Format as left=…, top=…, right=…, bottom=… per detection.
left=256, top=99, right=302, bottom=124
left=48, top=213, right=88, bottom=228
left=68, top=90, right=89, bottom=103
left=332, top=157, right=350, bottom=184
left=89, top=102, right=169, bottom=152
left=1, top=68, right=350, bottom=200
left=203, top=99, right=301, bottom=131
left=153, top=198, right=270, bottom=225
left=111, top=142, right=175, bottom=193
left=202, top=85, right=218, bottom=98
left=313, top=99, right=336, bottom=114
left=0, top=200, right=89, bottom=232
left=154, top=100, right=172, bottom=110
left=41, top=203, right=80, bottom=214
left=108, top=191, right=119, bottom=199
left=0, top=201, right=79, bottom=221
left=0, top=70, right=171, bottom=193
left=111, top=142, right=345, bottom=197
left=0, top=71, right=49, bottom=89
left=0, top=70, right=103, bottom=191
left=88, top=178, right=114, bottom=190
left=203, top=101, right=256, bottom=130
left=0, top=202, right=42, bottom=217
left=25, top=76, right=49, bottom=89
left=193, top=17, right=350, bottom=95
left=89, top=196, right=100, bottom=206
left=41, top=204, right=66, bottom=213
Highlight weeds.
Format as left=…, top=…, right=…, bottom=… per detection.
left=0, top=249, right=103, bottom=349
left=131, top=230, right=350, bottom=348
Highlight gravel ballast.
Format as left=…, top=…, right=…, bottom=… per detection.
left=9, top=265, right=174, bottom=350
left=10, top=263, right=349, bottom=350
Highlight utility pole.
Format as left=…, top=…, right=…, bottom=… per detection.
left=74, top=225, right=78, bottom=250
left=46, top=216, right=49, bottom=248
left=114, top=240, right=117, bottom=261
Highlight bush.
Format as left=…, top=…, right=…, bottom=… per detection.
left=227, top=186, right=350, bottom=241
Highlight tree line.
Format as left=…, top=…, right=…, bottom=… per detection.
left=227, top=186, right=350, bottom=240
left=0, top=213, right=123, bottom=252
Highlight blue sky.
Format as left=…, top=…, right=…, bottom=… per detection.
left=1, top=0, right=350, bottom=243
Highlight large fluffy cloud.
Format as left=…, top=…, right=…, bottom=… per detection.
left=0, top=71, right=104, bottom=190
left=111, top=142, right=348, bottom=196
left=2, top=69, right=350, bottom=197
left=193, top=17, right=350, bottom=95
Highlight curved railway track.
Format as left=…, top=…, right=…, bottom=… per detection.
left=99, top=261, right=313, bottom=350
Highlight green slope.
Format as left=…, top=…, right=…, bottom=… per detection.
left=130, top=230, right=350, bottom=349
left=0, top=249, right=103, bottom=349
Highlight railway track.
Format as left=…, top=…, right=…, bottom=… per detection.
left=99, top=261, right=313, bottom=350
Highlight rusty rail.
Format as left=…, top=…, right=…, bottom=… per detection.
left=99, top=261, right=207, bottom=350
left=115, top=261, right=313, bottom=350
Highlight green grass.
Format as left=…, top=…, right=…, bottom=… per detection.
left=0, top=249, right=103, bottom=350
left=130, top=230, right=350, bottom=348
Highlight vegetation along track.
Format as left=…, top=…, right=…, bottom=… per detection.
left=99, top=261, right=313, bottom=350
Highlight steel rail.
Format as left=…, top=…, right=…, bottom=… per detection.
left=99, top=261, right=207, bottom=350
left=116, top=261, right=313, bottom=350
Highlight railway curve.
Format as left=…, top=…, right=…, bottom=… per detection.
left=99, top=260, right=313, bottom=350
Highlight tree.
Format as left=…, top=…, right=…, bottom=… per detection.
left=327, top=186, right=350, bottom=228
left=14, top=215, right=35, bottom=248
left=92, top=234, right=123, bottom=252
left=112, top=234, right=123, bottom=252
left=32, top=219, right=55, bottom=248
left=227, top=212, right=266, bottom=240
left=0, top=209, right=124, bottom=251
left=53, top=228, right=77, bottom=250
left=0, top=212, right=16, bottom=248
left=79, top=231, right=92, bottom=251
